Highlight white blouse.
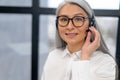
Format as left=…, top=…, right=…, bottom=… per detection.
left=41, top=48, right=116, bottom=80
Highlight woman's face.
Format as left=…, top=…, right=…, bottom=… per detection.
left=58, top=3, right=89, bottom=46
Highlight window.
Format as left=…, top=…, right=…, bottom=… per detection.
left=96, top=17, right=118, bottom=57
left=39, top=15, right=56, bottom=77
left=0, top=0, right=120, bottom=80
left=86, top=0, right=119, bottom=10
left=0, top=14, right=32, bottom=80
left=40, top=0, right=119, bottom=10
left=0, top=0, right=32, bottom=7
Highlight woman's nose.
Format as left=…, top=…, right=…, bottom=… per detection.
left=67, top=20, right=74, bottom=30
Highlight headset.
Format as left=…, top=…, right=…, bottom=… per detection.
left=87, top=16, right=96, bottom=42
left=86, top=15, right=95, bottom=32
left=89, top=16, right=95, bottom=27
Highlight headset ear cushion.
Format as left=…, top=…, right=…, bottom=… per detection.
left=89, top=19, right=95, bottom=26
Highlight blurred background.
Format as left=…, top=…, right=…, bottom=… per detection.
left=0, top=0, right=119, bottom=80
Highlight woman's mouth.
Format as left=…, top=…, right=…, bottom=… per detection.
left=65, top=33, right=78, bottom=38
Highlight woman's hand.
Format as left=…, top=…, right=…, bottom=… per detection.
left=80, top=27, right=100, bottom=60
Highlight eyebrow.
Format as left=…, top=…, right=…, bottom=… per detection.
left=74, top=13, right=84, bottom=16
left=59, top=13, right=86, bottom=17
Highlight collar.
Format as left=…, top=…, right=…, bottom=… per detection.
left=62, top=47, right=81, bottom=58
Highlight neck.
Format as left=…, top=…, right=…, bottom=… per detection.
left=67, top=42, right=84, bottom=54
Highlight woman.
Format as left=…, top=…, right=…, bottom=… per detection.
left=41, top=0, right=117, bottom=80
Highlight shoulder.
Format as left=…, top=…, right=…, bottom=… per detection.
left=43, top=48, right=65, bottom=69
left=48, top=48, right=64, bottom=57
left=49, top=48, right=64, bottom=54
left=91, top=50, right=115, bottom=64
left=91, top=51, right=116, bottom=78
left=45, top=48, right=65, bottom=62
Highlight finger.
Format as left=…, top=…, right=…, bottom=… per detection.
left=85, top=31, right=91, bottom=44
left=89, top=27, right=100, bottom=42
left=89, top=27, right=100, bottom=46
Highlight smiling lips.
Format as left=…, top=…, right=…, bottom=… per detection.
left=65, top=33, right=78, bottom=38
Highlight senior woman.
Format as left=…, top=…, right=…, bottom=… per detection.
left=41, top=0, right=117, bottom=80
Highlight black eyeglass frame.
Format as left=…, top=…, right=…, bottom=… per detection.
left=56, top=15, right=91, bottom=28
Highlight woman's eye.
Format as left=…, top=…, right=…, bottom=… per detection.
left=74, top=17, right=83, bottom=21
left=60, top=18, right=67, bottom=22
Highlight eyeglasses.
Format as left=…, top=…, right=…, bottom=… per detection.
left=56, top=15, right=89, bottom=28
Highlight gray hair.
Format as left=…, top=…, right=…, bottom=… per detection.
left=55, top=0, right=110, bottom=54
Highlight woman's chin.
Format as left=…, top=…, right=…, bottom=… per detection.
left=66, top=41, right=79, bottom=46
